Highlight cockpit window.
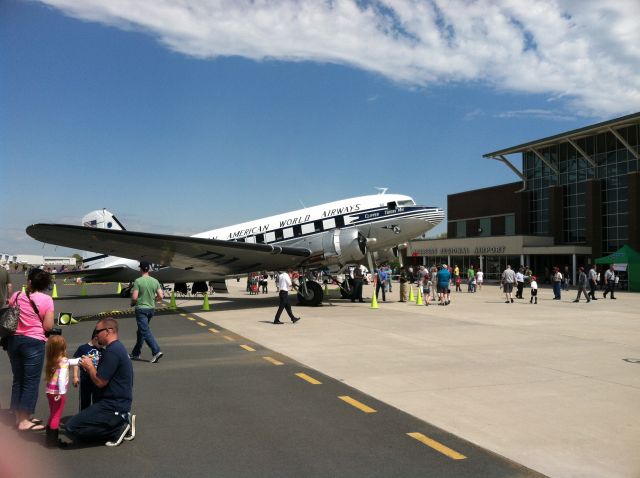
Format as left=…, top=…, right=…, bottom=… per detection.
left=398, top=199, right=415, bottom=206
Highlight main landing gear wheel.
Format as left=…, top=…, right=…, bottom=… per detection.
left=297, top=281, right=323, bottom=307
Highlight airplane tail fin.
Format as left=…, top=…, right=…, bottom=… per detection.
left=80, top=210, right=128, bottom=266
left=82, top=209, right=126, bottom=231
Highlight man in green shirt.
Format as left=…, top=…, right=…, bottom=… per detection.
left=129, top=261, right=164, bottom=363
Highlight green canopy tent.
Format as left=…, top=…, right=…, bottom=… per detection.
left=595, top=245, right=640, bottom=292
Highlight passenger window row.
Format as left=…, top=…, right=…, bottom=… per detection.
left=232, top=215, right=346, bottom=244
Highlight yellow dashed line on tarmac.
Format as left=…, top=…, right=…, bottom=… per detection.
left=187, top=317, right=196, bottom=321
left=208, top=328, right=219, bottom=334
left=179, top=313, right=187, bottom=317
left=240, top=345, right=256, bottom=352
left=295, top=373, right=322, bottom=385
left=223, top=335, right=235, bottom=342
left=263, top=356, right=283, bottom=366
left=406, top=432, right=466, bottom=460
left=338, top=396, right=376, bottom=413
left=196, top=322, right=207, bottom=327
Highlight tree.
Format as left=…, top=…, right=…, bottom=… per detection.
left=72, top=254, right=83, bottom=266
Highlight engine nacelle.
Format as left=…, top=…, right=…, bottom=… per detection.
left=372, top=247, right=398, bottom=265
left=320, top=228, right=366, bottom=266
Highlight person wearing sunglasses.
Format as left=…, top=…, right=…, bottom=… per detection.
left=61, top=317, right=135, bottom=447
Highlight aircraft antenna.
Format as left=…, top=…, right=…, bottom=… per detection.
left=298, top=199, right=307, bottom=208
left=375, top=187, right=388, bottom=195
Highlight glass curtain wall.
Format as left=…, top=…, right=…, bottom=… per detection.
left=524, top=124, right=639, bottom=255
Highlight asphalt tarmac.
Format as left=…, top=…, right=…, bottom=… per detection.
left=0, top=275, right=542, bottom=478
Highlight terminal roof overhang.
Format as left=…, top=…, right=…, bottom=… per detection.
left=483, top=111, right=640, bottom=181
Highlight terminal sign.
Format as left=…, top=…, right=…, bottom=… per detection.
left=413, top=245, right=507, bottom=255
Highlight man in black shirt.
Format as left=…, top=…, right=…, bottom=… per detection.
left=62, top=317, right=135, bottom=447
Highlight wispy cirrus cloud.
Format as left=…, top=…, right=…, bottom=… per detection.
left=496, top=109, right=576, bottom=121
left=38, top=0, right=640, bottom=116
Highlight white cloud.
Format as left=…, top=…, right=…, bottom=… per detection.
left=496, top=109, right=576, bottom=121
left=39, top=0, right=640, bottom=116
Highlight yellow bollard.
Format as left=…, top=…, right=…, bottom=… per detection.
left=408, top=286, right=414, bottom=302
left=81, top=283, right=87, bottom=297
left=370, top=292, right=379, bottom=309
left=52, top=283, right=58, bottom=299
left=324, top=283, right=329, bottom=296
left=201, top=293, right=210, bottom=311
left=168, top=291, right=177, bottom=310
left=116, top=282, right=122, bottom=294
left=21, top=285, right=26, bottom=293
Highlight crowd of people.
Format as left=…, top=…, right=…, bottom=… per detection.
left=0, top=261, right=170, bottom=449
left=340, top=262, right=622, bottom=306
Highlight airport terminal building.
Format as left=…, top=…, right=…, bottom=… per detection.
left=408, top=112, right=640, bottom=286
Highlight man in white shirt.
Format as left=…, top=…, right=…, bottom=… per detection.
left=515, top=268, right=525, bottom=299
left=588, top=265, right=598, bottom=300
left=603, top=265, right=616, bottom=299
left=273, top=269, right=301, bottom=324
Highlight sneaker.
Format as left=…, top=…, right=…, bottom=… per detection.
left=124, top=415, right=136, bottom=441
left=129, top=354, right=140, bottom=360
left=105, top=423, right=130, bottom=447
left=292, top=317, right=301, bottom=324
left=150, top=352, right=164, bottom=363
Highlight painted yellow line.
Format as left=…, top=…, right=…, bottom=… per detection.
left=295, top=373, right=322, bottom=385
left=240, top=344, right=256, bottom=352
left=196, top=322, right=207, bottom=327
left=338, top=396, right=376, bottom=413
left=223, top=335, right=235, bottom=342
left=179, top=313, right=187, bottom=317
left=208, top=328, right=219, bottom=334
left=263, top=356, right=283, bottom=366
left=187, top=317, right=196, bottom=321
left=406, top=432, right=466, bottom=460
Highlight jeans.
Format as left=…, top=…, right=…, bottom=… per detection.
left=375, top=281, right=386, bottom=301
left=65, top=400, right=130, bottom=442
left=553, top=282, right=561, bottom=299
left=274, top=291, right=296, bottom=321
left=351, top=279, right=363, bottom=302
left=131, top=308, right=161, bottom=356
left=8, top=335, right=45, bottom=414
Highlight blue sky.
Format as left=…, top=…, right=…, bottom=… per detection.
left=2, top=0, right=639, bottom=255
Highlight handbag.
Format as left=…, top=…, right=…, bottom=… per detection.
left=0, top=292, right=22, bottom=338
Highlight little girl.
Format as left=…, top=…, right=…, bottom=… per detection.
left=530, top=276, right=538, bottom=304
left=454, top=275, right=462, bottom=292
left=45, top=335, right=80, bottom=446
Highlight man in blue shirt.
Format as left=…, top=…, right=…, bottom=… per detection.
left=62, top=318, right=135, bottom=447
left=375, top=267, right=388, bottom=302
left=437, top=264, right=452, bottom=305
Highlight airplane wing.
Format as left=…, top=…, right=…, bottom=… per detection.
left=51, top=266, right=141, bottom=283
left=26, top=224, right=311, bottom=276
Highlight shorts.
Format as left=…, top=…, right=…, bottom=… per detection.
left=531, top=289, right=538, bottom=297
left=437, top=285, right=448, bottom=294
left=422, top=286, right=430, bottom=294
left=503, top=283, right=513, bottom=293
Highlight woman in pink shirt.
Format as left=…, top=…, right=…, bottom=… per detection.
left=7, top=269, right=54, bottom=431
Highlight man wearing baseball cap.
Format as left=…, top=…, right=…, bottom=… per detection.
left=129, top=260, right=164, bottom=363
